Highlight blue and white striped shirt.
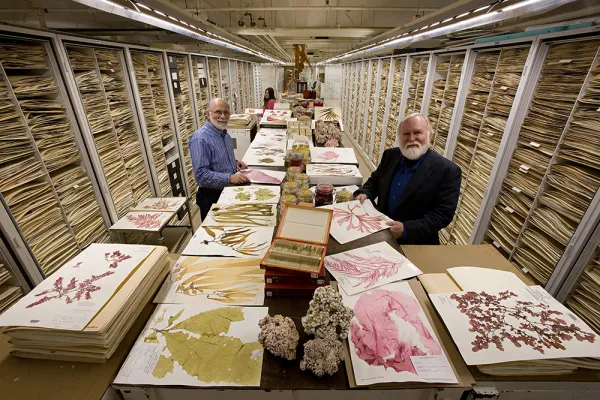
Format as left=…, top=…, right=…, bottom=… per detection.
left=189, top=121, right=237, bottom=190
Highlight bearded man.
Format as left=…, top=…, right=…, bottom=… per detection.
left=189, top=98, right=249, bottom=220
left=354, top=113, right=461, bottom=244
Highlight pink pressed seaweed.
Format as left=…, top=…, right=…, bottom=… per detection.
left=325, top=251, right=403, bottom=289
left=333, top=204, right=386, bottom=233
left=451, top=290, right=596, bottom=354
left=318, top=150, right=340, bottom=162
left=126, top=213, right=163, bottom=229
left=26, top=271, right=114, bottom=308
left=105, top=250, right=132, bottom=269
left=143, top=199, right=179, bottom=210
left=351, top=289, right=442, bottom=373
left=240, top=169, right=282, bottom=184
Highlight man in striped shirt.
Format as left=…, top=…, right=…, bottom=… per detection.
left=189, top=98, right=249, bottom=220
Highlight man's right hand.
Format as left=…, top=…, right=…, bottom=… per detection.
left=355, top=194, right=368, bottom=204
left=230, top=173, right=250, bottom=185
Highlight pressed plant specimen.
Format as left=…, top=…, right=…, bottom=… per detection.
left=333, top=203, right=387, bottom=233
left=317, top=150, right=341, bottom=162
left=451, top=290, right=596, bottom=353
left=325, top=251, right=403, bottom=289
left=263, top=239, right=324, bottom=272
left=209, top=203, right=275, bottom=226
left=258, top=157, right=275, bottom=164
left=239, top=169, right=282, bottom=184
left=126, top=212, right=164, bottom=229
left=26, top=271, right=114, bottom=308
left=199, top=226, right=269, bottom=256
left=142, top=199, right=180, bottom=210
left=317, top=107, right=340, bottom=121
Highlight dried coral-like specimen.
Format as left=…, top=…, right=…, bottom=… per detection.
left=315, top=121, right=341, bottom=145
left=258, top=314, right=300, bottom=360
left=299, top=338, right=343, bottom=377
left=302, top=285, right=354, bottom=340
left=292, top=105, right=307, bottom=117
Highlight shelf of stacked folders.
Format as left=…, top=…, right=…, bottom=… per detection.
left=484, top=39, right=600, bottom=287
left=383, top=58, right=404, bottom=153
left=372, top=59, right=390, bottom=166
left=192, top=56, right=209, bottom=124
left=131, top=52, right=173, bottom=197
left=565, top=245, right=600, bottom=336
left=363, top=60, right=378, bottom=158
left=0, top=40, right=110, bottom=276
left=449, top=47, right=530, bottom=246
left=170, top=55, right=197, bottom=198
left=429, top=54, right=464, bottom=155
left=220, top=59, right=230, bottom=104
left=347, top=63, right=359, bottom=141
left=404, top=56, right=429, bottom=116
left=66, top=45, right=153, bottom=217
left=237, top=61, right=245, bottom=110
left=0, top=261, right=22, bottom=315
left=356, top=62, right=368, bottom=146
left=245, top=63, right=253, bottom=107
left=207, top=58, right=220, bottom=99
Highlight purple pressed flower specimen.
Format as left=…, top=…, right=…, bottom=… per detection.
left=26, top=271, right=114, bottom=308
left=333, top=203, right=387, bottom=233
left=451, top=290, right=596, bottom=354
left=126, top=213, right=163, bottom=229
left=105, top=250, right=132, bottom=269
left=325, top=250, right=403, bottom=289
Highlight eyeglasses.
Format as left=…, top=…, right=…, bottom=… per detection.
left=209, top=110, right=231, bottom=117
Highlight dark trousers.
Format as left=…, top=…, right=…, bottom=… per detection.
left=196, top=187, right=223, bottom=221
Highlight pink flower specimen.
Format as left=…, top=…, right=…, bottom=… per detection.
left=451, top=291, right=596, bottom=354
left=351, top=289, right=442, bottom=373
left=325, top=251, right=403, bottom=289
left=239, top=169, right=282, bottom=184
left=143, top=199, right=179, bottom=210
left=126, top=213, right=163, bottom=229
left=333, top=204, right=386, bottom=233
left=104, top=250, right=132, bottom=269
left=318, top=150, right=340, bottom=162
left=26, top=271, right=114, bottom=308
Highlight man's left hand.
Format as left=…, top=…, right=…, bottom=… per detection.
left=236, top=160, right=247, bottom=171
left=386, top=220, right=404, bottom=239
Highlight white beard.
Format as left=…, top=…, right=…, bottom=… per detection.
left=400, top=140, right=429, bottom=160
left=210, top=118, right=229, bottom=130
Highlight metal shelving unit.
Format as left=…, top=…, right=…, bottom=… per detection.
left=402, top=54, right=431, bottom=118
left=229, top=59, right=239, bottom=113
left=381, top=56, right=406, bottom=154
left=0, top=233, right=30, bottom=314
left=362, top=59, right=377, bottom=155
left=62, top=42, right=156, bottom=219
left=192, top=55, right=209, bottom=125
left=470, top=32, right=600, bottom=295
left=371, top=58, right=391, bottom=166
left=0, top=33, right=113, bottom=278
left=219, top=58, right=231, bottom=104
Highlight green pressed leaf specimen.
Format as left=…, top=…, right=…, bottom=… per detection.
left=318, top=107, right=340, bottom=121
left=145, top=307, right=263, bottom=385
left=210, top=203, right=275, bottom=226
left=199, top=226, right=269, bottom=256
left=258, top=157, right=275, bottom=163
left=254, top=188, right=276, bottom=201
left=235, top=191, right=252, bottom=201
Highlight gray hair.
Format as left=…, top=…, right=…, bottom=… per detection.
left=398, top=113, right=432, bottom=136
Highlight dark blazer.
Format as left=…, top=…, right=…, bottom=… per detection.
left=355, top=148, right=461, bottom=245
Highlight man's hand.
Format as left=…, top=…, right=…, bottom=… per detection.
left=386, top=220, right=404, bottom=239
left=230, top=173, right=250, bottom=185
left=355, top=194, right=368, bottom=204
left=236, top=160, right=247, bottom=171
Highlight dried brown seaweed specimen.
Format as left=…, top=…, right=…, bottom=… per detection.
left=209, top=203, right=275, bottom=226
left=263, top=239, right=324, bottom=272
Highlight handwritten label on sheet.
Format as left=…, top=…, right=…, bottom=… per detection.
left=505, top=206, right=515, bottom=214
left=530, top=142, right=540, bottom=148
left=411, top=356, right=458, bottom=383
left=493, top=241, right=500, bottom=248
left=512, top=186, right=521, bottom=194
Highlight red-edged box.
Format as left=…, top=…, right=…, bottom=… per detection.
left=265, top=282, right=322, bottom=298
left=265, top=268, right=327, bottom=285
left=260, top=205, right=333, bottom=276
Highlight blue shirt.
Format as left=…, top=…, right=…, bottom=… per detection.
left=189, top=121, right=237, bottom=190
left=386, top=150, right=430, bottom=239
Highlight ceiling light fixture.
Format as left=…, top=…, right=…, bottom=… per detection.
left=136, top=2, right=151, bottom=10
left=322, top=0, right=574, bottom=64
left=74, top=0, right=284, bottom=63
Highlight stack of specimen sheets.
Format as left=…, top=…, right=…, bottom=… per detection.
left=242, top=129, right=286, bottom=168
left=341, top=280, right=458, bottom=385
left=310, top=147, right=358, bottom=165
left=427, top=267, right=600, bottom=375
left=306, top=163, right=362, bottom=185
left=0, top=244, right=169, bottom=362
left=114, top=304, right=267, bottom=387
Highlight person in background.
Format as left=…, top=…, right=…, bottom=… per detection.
left=189, top=98, right=249, bottom=220
left=354, top=113, right=461, bottom=245
left=263, top=87, right=276, bottom=110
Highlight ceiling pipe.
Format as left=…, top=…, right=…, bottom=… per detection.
left=184, top=6, right=439, bottom=12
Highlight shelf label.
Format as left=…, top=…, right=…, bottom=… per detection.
left=500, top=86, right=508, bottom=91
left=512, top=186, right=521, bottom=194
left=472, top=102, right=478, bottom=105
left=174, top=173, right=178, bottom=179
left=73, top=184, right=79, bottom=189
left=529, top=141, right=540, bottom=148
left=505, top=206, right=515, bottom=214
left=266, top=291, right=272, bottom=297
left=266, top=278, right=273, bottom=284
left=493, top=241, right=500, bottom=248
left=522, top=267, right=529, bottom=274
left=558, top=59, right=572, bottom=63
left=108, top=61, right=112, bottom=65
left=176, top=183, right=180, bottom=190
left=171, top=162, right=176, bottom=168
left=110, top=69, right=114, bottom=72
